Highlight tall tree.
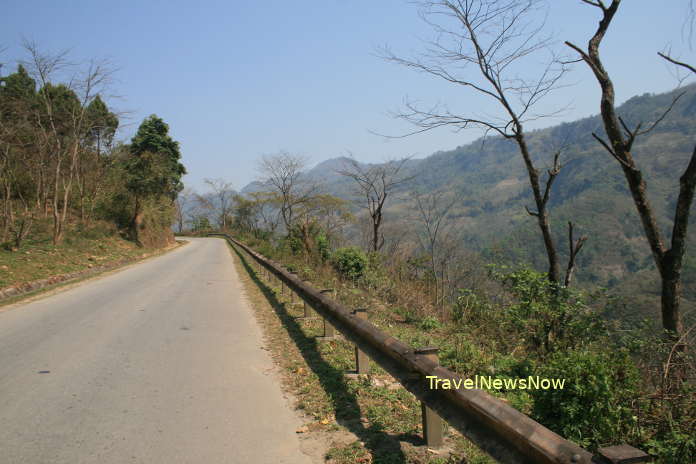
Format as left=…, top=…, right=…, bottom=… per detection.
left=125, top=115, right=186, bottom=244
left=381, top=0, right=586, bottom=285
left=77, top=94, right=119, bottom=222
left=567, top=0, right=695, bottom=339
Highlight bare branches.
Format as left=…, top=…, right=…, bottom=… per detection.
left=203, top=178, right=235, bottom=230
left=337, top=156, right=415, bottom=252
left=658, top=51, right=696, bottom=75
left=378, top=0, right=570, bottom=139
left=564, top=221, right=587, bottom=287
left=257, top=151, right=319, bottom=231
left=381, top=0, right=580, bottom=284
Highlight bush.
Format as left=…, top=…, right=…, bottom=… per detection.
left=530, top=348, right=640, bottom=449
left=418, top=316, right=441, bottom=331
left=331, top=247, right=368, bottom=280
left=489, top=266, right=607, bottom=356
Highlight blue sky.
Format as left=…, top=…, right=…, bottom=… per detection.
left=2, top=1, right=694, bottom=192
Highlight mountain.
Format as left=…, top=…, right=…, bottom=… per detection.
left=241, top=85, right=696, bottom=322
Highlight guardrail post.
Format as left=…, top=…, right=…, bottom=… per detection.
left=352, top=309, right=369, bottom=374
left=289, top=272, right=297, bottom=303
left=595, top=445, right=651, bottom=464
left=319, top=289, right=335, bottom=339
left=415, top=346, right=443, bottom=449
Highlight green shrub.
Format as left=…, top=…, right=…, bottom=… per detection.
left=418, top=316, right=441, bottom=331
left=530, top=348, right=640, bottom=449
left=645, top=418, right=696, bottom=464
left=331, top=247, right=368, bottom=280
left=489, top=266, right=607, bottom=356
left=316, top=232, right=330, bottom=262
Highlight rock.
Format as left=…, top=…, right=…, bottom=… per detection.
left=295, top=426, right=309, bottom=434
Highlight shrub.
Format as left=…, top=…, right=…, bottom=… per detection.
left=530, top=348, right=640, bottom=449
left=489, top=266, right=607, bottom=356
left=418, top=316, right=441, bottom=331
left=331, top=247, right=368, bottom=280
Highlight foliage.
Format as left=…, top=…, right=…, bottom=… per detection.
left=530, top=348, right=640, bottom=449
left=489, top=266, right=607, bottom=356
left=125, top=115, right=186, bottom=200
left=331, top=247, right=368, bottom=280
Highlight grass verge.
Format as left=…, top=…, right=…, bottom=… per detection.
left=1, top=225, right=184, bottom=307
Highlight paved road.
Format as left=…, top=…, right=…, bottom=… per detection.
left=0, top=238, right=313, bottom=464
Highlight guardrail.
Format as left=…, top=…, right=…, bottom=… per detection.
left=212, top=233, right=649, bottom=464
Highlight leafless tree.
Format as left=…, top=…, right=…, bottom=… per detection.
left=380, top=0, right=586, bottom=285
left=203, top=178, right=235, bottom=230
left=337, top=157, right=414, bottom=252
left=249, top=191, right=282, bottom=236
left=256, top=151, right=318, bottom=232
left=567, top=0, right=695, bottom=339
left=411, top=189, right=459, bottom=309
left=174, top=187, right=195, bottom=233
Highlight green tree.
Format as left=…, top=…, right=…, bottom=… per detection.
left=125, top=115, right=186, bottom=244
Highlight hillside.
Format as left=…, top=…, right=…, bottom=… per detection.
left=242, top=84, right=696, bottom=323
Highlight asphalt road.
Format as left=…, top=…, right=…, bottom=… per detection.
left=0, top=237, right=313, bottom=464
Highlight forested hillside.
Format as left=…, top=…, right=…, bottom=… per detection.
left=244, top=85, right=696, bottom=324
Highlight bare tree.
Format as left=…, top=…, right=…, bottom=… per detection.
left=411, top=189, right=459, bottom=309
left=567, top=0, right=695, bottom=339
left=203, top=178, right=235, bottom=230
left=174, top=187, right=195, bottom=233
left=249, top=191, right=282, bottom=236
left=337, top=157, right=414, bottom=252
left=380, top=0, right=587, bottom=285
left=256, top=151, right=318, bottom=232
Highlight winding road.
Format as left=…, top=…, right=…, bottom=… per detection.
left=0, top=237, right=313, bottom=464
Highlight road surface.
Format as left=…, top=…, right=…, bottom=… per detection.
left=0, top=237, right=313, bottom=464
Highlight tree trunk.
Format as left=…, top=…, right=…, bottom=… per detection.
left=516, top=133, right=560, bottom=283
left=131, top=196, right=144, bottom=246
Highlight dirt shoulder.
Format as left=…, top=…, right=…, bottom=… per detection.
left=226, top=240, right=476, bottom=464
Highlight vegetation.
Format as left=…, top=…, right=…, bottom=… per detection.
left=1, top=45, right=186, bottom=290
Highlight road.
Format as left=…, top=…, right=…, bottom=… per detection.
left=0, top=237, right=313, bottom=464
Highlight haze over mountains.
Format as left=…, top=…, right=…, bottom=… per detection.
left=241, top=85, right=696, bottom=322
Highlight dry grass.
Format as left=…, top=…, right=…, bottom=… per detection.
left=227, top=241, right=492, bottom=464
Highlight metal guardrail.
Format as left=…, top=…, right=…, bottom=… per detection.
left=212, top=233, right=649, bottom=464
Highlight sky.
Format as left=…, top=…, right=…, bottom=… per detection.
left=2, top=1, right=694, bottom=193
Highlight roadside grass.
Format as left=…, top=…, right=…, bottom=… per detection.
left=0, top=220, right=180, bottom=302
left=228, top=240, right=492, bottom=464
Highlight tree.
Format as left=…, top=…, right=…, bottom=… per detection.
left=203, top=178, right=235, bottom=230
left=337, top=157, right=413, bottom=252
left=567, top=0, right=695, bottom=339
left=256, top=151, right=318, bottom=232
left=77, top=94, right=119, bottom=222
left=174, top=187, right=194, bottom=234
left=411, top=190, right=459, bottom=309
left=0, top=64, right=37, bottom=246
left=381, top=0, right=586, bottom=285
left=125, top=115, right=186, bottom=244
